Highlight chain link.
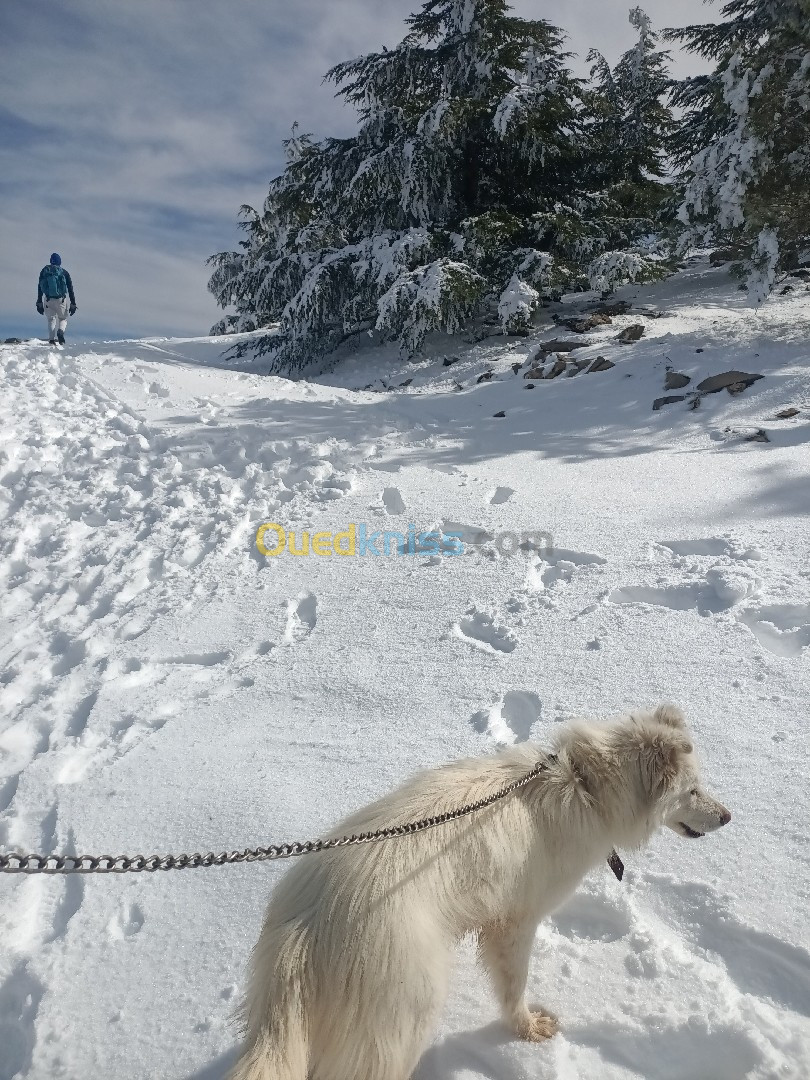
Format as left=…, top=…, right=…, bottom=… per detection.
left=0, top=757, right=555, bottom=875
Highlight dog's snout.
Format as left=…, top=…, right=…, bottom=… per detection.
left=719, top=806, right=731, bottom=826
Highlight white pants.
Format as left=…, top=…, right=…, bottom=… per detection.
left=44, top=296, right=68, bottom=339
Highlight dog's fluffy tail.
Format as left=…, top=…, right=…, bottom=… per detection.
left=227, top=1027, right=307, bottom=1080
left=227, top=929, right=310, bottom=1080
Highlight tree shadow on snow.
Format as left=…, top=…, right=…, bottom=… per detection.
left=159, top=392, right=660, bottom=473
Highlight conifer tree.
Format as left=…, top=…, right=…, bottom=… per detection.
left=581, top=8, right=677, bottom=294
left=667, top=0, right=810, bottom=300
left=209, top=0, right=675, bottom=370
left=587, top=8, right=674, bottom=184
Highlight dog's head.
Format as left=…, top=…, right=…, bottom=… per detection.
left=559, top=704, right=731, bottom=848
left=649, top=704, right=731, bottom=839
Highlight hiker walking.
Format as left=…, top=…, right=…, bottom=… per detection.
left=36, top=253, right=77, bottom=345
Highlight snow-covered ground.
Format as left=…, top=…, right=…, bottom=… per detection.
left=1, top=261, right=809, bottom=1079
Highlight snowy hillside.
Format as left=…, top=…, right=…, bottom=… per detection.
left=1, top=261, right=809, bottom=1079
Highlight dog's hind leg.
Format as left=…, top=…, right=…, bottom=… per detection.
left=311, top=921, right=450, bottom=1080
left=478, top=918, right=559, bottom=1042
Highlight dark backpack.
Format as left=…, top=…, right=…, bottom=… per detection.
left=41, top=265, right=67, bottom=300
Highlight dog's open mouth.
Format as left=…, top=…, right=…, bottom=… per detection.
left=678, top=822, right=705, bottom=838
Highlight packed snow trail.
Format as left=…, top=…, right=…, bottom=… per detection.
left=1, top=264, right=809, bottom=1079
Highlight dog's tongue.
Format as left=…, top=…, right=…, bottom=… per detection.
left=607, top=850, right=624, bottom=881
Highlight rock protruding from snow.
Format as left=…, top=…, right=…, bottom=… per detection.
left=653, top=394, right=687, bottom=411
left=696, top=370, right=763, bottom=394
left=617, top=324, right=646, bottom=343
left=556, top=313, right=613, bottom=333
left=709, top=248, right=740, bottom=266
left=665, top=372, right=691, bottom=390
left=593, top=300, right=633, bottom=316
left=537, top=339, right=589, bottom=355
left=545, top=358, right=568, bottom=380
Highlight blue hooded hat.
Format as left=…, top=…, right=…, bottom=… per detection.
left=50, top=253, right=61, bottom=266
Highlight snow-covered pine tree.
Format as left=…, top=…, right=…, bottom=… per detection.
left=209, top=0, right=674, bottom=371
left=581, top=8, right=678, bottom=294
left=587, top=8, right=674, bottom=184
left=666, top=0, right=810, bottom=301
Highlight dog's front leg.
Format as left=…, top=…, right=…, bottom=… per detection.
left=478, top=919, right=559, bottom=1042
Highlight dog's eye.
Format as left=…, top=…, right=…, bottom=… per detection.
left=689, top=788, right=698, bottom=797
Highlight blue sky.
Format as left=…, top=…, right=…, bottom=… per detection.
left=0, top=0, right=714, bottom=342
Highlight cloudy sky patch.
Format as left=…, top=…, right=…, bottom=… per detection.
left=0, top=0, right=714, bottom=342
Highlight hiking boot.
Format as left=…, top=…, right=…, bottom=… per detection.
left=57, top=329, right=66, bottom=345
left=49, top=337, right=57, bottom=345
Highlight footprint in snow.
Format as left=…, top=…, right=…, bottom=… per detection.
left=284, top=593, right=318, bottom=644
left=608, top=565, right=761, bottom=617
left=488, top=486, right=515, bottom=505
left=569, top=1018, right=766, bottom=1080
left=549, top=890, right=632, bottom=943
left=382, top=486, right=406, bottom=515
left=441, top=520, right=495, bottom=549
left=0, top=963, right=45, bottom=1079
left=516, top=548, right=607, bottom=607
left=737, top=603, right=810, bottom=658
left=470, top=690, right=542, bottom=744
left=660, top=537, right=762, bottom=561
left=108, top=901, right=145, bottom=941
left=525, top=548, right=607, bottom=592
left=652, top=539, right=810, bottom=653
left=451, top=609, right=517, bottom=654
left=641, top=873, right=810, bottom=1018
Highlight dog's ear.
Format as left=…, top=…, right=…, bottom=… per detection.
left=653, top=703, right=687, bottom=730
left=639, top=730, right=693, bottom=797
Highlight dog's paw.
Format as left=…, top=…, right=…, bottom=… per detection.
left=515, top=1010, right=559, bottom=1042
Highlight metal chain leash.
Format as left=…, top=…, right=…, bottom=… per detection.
left=0, top=756, right=555, bottom=875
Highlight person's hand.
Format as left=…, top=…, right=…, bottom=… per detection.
left=36, top=301, right=44, bottom=314
left=69, top=304, right=77, bottom=316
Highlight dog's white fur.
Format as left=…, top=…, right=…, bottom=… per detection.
left=228, top=704, right=730, bottom=1080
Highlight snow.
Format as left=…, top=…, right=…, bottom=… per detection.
left=588, top=250, right=648, bottom=293
left=682, top=51, right=767, bottom=237
left=1, top=260, right=810, bottom=1079
left=748, top=226, right=781, bottom=306
left=375, top=258, right=484, bottom=352
left=497, top=274, right=539, bottom=331
left=493, top=86, right=528, bottom=135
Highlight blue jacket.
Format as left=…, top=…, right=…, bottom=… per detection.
left=37, top=266, right=76, bottom=305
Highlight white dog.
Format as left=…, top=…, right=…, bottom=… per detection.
left=228, top=704, right=730, bottom=1080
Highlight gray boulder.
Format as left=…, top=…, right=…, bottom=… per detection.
left=617, top=324, right=645, bottom=343
left=537, top=339, right=589, bottom=355
left=653, top=395, right=686, bottom=411
left=696, top=370, right=763, bottom=395
left=665, top=372, right=691, bottom=390
left=557, top=313, right=613, bottom=333
left=587, top=356, right=615, bottom=373
left=709, top=248, right=740, bottom=266
left=592, top=300, right=632, bottom=316
left=545, top=357, right=568, bottom=380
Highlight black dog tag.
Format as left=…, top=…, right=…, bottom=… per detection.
left=607, top=849, right=624, bottom=881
